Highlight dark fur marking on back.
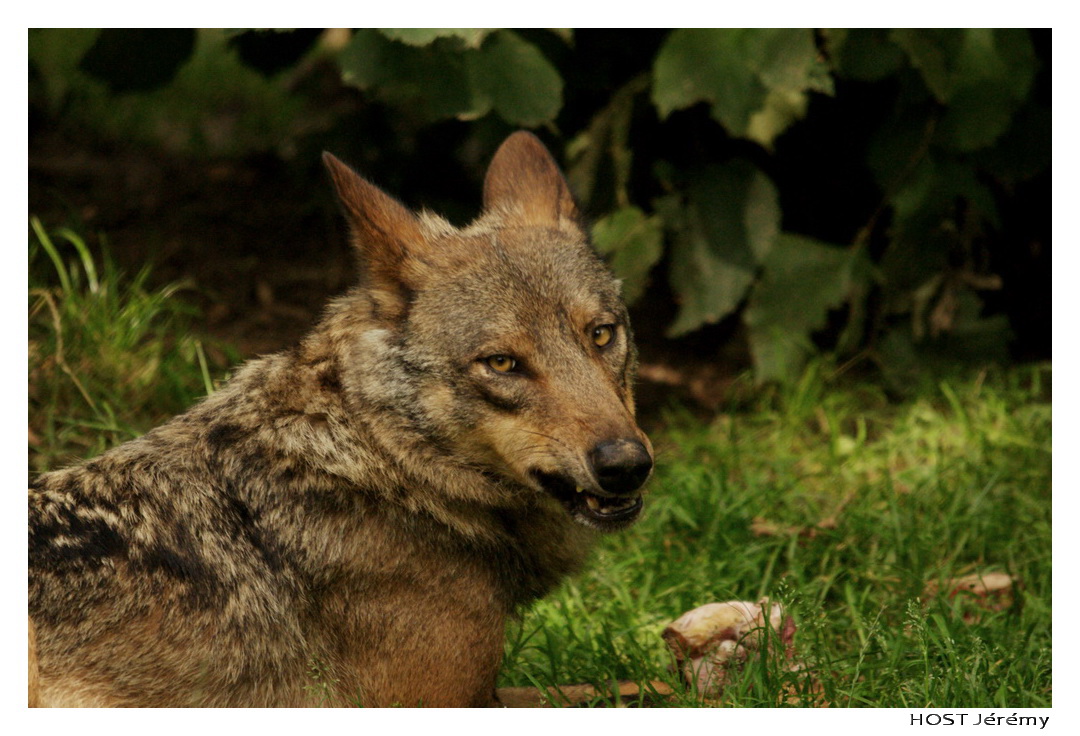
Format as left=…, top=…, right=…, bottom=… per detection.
left=222, top=490, right=287, bottom=575
left=206, top=422, right=249, bottom=451
left=132, top=524, right=227, bottom=610
left=30, top=504, right=129, bottom=574
left=232, top=452, right=271, bottom=484
left=318, top=366, right=342, bottom=392
left=298, top=484, right=368, bottom=517
left=276, top=464, right=300, bottom=483
left=139, top=544, right=213, bottom=584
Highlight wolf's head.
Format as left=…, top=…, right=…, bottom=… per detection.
left=322, top=132, right=652, bottom=531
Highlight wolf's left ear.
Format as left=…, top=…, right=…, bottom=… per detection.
left=482, top=131, right=581, bottom=228
left=322, top=151, right=424, bottom=261
left=321, top=150, right=423, bottom=268
left=323, top=152, right=429, bottom=318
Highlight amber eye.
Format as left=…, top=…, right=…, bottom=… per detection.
left=591, top=324, right=615, bottom=348
left=486, top=355, right=517, bottom=373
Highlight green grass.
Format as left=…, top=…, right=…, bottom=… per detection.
left=28, top=224, right=1051, bottom=706
left=28, top=218, right=235, bottom=473
left=501, top=362, right=1052, bottom=707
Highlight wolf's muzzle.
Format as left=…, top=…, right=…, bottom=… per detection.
left=590, top=438, right=653, bottom=495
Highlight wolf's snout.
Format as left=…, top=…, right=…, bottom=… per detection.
left=590, top=439, right=653, bottom=495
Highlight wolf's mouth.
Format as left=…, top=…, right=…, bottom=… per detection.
left=532, top=471, right=643, bottom=531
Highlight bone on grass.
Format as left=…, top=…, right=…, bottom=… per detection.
left=662, top=599, right=796, bottom=698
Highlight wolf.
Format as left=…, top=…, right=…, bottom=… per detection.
left=28, top=131, right=654, bottom=707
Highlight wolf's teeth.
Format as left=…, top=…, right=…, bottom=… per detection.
left=576, top=486, right=585, bottom=494
left=585, top=495, right=601, bottom=510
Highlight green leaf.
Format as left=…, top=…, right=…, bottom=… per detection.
left=29, top=29, right=99, bottom=77
left=744, top=234, right=861, bottom=383
left=865, top=94, right=935, bottom=190
left=29, top=29, right=101, bottom=111
left=663, top=162, right=780, bottom=337
left=652, top=29, right=831, bottom=147
left=938, top=79, right=1027, bottom=153
left=746, top=88, right=807, bottom=156
left=745, top=324, right=814, bottom=386
left=827, top=28, right=906, bottom=82
left=972, top=100, right=1051, bottom=183
left=470, top=31, right=563, bottom=126
left=379, top=29, right=493, bottom=48
left=339, top=29, right=482, bottom=120
left=892, top=157, right=998, bottom=228
left=754, top=29, right=833, bottom=95
left=591, top=207, right=664, bottom=305
left=892, top=29, right=1036, bottom=151
left=890, top=29, right=962, bottom=101
left=877, top=294, right=1012, bottom=389
left=338, top=30, right=562, bottom=126
left=746, top=234, right=855, bottom=332
left=880, top=156, right=1001, bottom=314
left=653, top=29, right=759, bottom=128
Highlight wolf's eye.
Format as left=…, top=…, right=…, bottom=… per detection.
left=485, top=355, right=517, bottom=373
left=591, top=324, right=615, bottom=348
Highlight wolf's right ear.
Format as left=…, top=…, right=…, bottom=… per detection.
left=323, top=152, right=426, bottom=313
left=482, top=131, right=580, bottom=229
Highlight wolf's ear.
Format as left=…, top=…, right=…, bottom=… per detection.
left=482, top=131, right=580, bottom=228
left=323, top=152, right=426, bottom=312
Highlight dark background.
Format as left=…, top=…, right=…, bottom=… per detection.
left=28, top=29, right=1051, bottom=413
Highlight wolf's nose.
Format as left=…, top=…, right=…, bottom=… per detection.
left=590, top=439, right=653, bottom=495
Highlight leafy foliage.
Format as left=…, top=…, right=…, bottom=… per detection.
left=591, top=207, right=663, bottom=305
left=338, top=29, right=562, bottom=126
left=653, top=29, right=832, bottom=148
left=745, top=235, right=868, bottom=382
left=28, top=28, right=1050, bottom=383
left=890, top=29, right=1035, bottom=152
left=658, top=161, right=780, bottom=337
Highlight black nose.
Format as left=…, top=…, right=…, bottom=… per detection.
left=590, top=439, right=653, bottom=495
